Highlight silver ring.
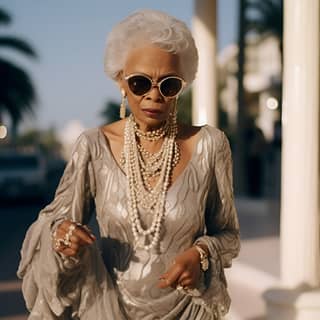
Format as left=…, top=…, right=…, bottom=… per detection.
left=176, top=284, right=184, bottom=292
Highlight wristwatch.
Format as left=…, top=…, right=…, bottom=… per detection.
left=194, top=245, right=209, bottom=271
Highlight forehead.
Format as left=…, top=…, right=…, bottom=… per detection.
left=123, top=45, right=182, bottom=76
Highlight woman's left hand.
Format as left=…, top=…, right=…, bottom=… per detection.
left=157, top=246, right=202, bottom=290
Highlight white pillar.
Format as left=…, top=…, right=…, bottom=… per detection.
left=192, top=0, right=218, bottom=127
left=264, top=0, right=320, bottom=318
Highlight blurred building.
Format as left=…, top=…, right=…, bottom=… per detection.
left=57, top=120, right=86, bottom=161
left=218, top=35, right=282, bottom=198
left=192, top=1, right=320, bottom=319
left=218, top=35, right=282, bottom=141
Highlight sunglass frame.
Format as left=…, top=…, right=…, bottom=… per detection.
left=124, top=73, right=186, bottom=98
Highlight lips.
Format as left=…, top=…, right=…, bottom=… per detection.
left=141, top=108, right=163, bottom=118
left=142, top=108, right=161, bottom=113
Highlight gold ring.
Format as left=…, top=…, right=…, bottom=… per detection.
left=54, top=238, right=66, bottom=250
left=68, top=224, right=76, bottom=234
left=63, top=224, right=76, bottom=245
left=63, top=237, right=71, bottom=247
left=63, top=232, right=71, bottom=246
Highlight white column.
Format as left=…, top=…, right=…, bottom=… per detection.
left=264, top=0, right=320, bottom=318
left=192, top=0, right=218, bottom=127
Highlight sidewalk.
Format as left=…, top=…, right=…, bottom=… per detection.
left=225, top=197, right=281, bottom=320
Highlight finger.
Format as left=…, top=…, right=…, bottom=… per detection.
left=72, top=227, right=95, bottom=244
left=157, top=277, right=170, bottom=289
left=67, top=241, right=79, bottom=252
left=179, top=278, right=194, bottom=288
left=53, top=228, right=64, bottom=239
left=77, top=224, right=96, bottom=240
left=69, top=234, right=87, bottom=246
left=60, top=246, right=78, bottom=257
left=158, top=264, right=184, bottom=289
left=57, top=239, right=81, bottom=256
left=59, top=222, right=95, bottom=244
left=53, top=231, right=93, bottom=255
left=177, top=271, right=191, bottom=285
left=59, top=220, right=95, bottom=237
left=58, top=219, right=73, bottom=231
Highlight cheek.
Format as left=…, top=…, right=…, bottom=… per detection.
left=126, top=95, right=142, bottom=111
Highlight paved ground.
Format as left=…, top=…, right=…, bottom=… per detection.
left=225, top=198, right=280, bottom=320
left=0, top=196, right=280, bottom=319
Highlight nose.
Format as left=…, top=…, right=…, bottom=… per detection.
left=145, top=85, right=163, bottom=102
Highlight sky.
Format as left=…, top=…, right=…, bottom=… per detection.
left=1, top=1, right=238, bottom=135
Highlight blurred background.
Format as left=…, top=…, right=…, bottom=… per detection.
left=1, top=1, right=318, bottom=320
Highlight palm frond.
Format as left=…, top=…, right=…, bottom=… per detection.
left=246, top=0, right=283, bottom=38
left=0, top=36, right=38, bottom=58
left=100, top=100, right=121, bottom=124
left=0, top=8, right=11, bottom=25
left=0, top=58, right=37, bottom=123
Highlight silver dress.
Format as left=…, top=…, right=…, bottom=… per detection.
left=17, top=125, right=240, bottom=320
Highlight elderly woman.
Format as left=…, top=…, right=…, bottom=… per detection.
left=18, top=9, right=240, bottom=320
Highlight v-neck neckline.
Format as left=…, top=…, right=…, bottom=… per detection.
left=97, top=125, right=206, bottom=193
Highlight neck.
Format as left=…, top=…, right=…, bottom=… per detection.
left=134, top=119, right=167, bottom=133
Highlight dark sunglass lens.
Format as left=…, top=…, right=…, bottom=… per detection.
left=128, top=76, right=151, bottom=95
left=160, top=78, right=183, bottom=97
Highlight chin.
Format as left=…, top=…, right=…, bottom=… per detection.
left=136, top=112, right=169, bottom=126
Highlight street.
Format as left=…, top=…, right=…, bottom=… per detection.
left=0, top=199, right=43, bottom=319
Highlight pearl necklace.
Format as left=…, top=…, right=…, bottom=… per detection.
left=133, top=119, right=170, bottom=141
left=122, top=112, right=179, bottom=251
left=137, top=142, right=180, bottom=191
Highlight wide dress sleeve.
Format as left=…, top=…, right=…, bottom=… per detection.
left=194, top=130, right=240, bottom=317
left=17, top=132, right=126, bottom=320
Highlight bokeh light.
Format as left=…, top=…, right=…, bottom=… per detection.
left=0, top=125, right=8, bottom=139
left=266, top=97, right=279, bottom=110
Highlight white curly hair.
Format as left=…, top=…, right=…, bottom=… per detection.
left=104, top=9, right=198, bottom=85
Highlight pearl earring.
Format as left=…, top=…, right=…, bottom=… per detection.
left=170, top=98, right=178, bottom=120
left=120, top=89, right=126, bottom=119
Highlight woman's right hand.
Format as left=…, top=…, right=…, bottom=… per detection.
left=52, top=219, right=96, bottom=257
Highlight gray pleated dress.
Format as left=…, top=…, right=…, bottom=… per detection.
left=17, top=125, right=240, bottom=320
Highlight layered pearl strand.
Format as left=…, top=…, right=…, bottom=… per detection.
left=137, top=141, right=180, bottom=191
left=121, top=110, right=179, bottom=251
left=133, top=119, right=170, bottom=141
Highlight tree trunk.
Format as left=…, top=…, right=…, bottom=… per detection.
left=234, top=0, right=248, bottom=196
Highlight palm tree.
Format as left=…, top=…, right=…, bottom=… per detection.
left=100, top=100, right=123, bottom=124
left=246, top=0, right=283, bottom=64
left=245, top=0, right=283, bottom=106
left=0, top=7, right=38, bottom=139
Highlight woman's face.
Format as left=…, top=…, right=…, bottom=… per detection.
left=119, top=45, right=183, bottom=129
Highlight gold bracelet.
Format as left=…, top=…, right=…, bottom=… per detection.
left=194, top=245, right=209, bottom=271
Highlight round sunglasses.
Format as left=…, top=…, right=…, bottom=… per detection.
left=124, top=74, right=186, bottom=98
